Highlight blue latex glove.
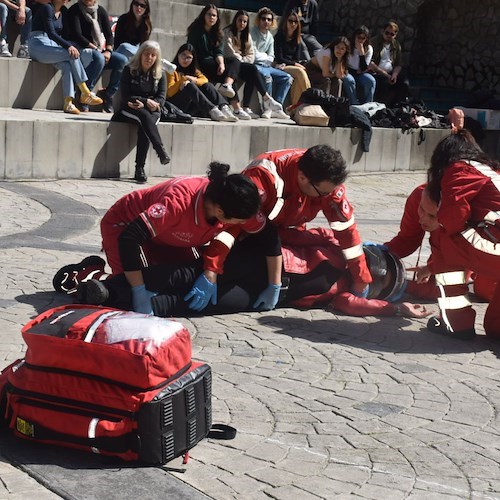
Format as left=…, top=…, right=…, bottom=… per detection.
left=253, top=284, right=281, bottom=311
left=351, top=284, right=370, bottom=298
left=184, top=273, right=217, bottom=311
left=131, top=284, right=157, bottom=315
left=363, top=241, right=389, bottom=251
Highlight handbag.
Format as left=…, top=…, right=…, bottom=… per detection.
left=292, top=104, right=330, bottom=127
left=160, top=101, right=194, bottom=124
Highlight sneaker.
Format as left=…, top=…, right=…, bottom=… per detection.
left=134, top=166, right=147, bottom=183
left=263, top=96, right=284, bottom=113
left=52, top=255, right=107, bottom=294
left=426, top=316, right=476, bottom=341
left=161, top=58, right=177, bottom=74
left=0, top=40, right=12, bottom=57
left=219, top=83, right=236, bottom=99
left=261, top=109, right=272, bottom=119
left=77, top=279, right=109, bottom=305
left=16, top=44, right=30, bottom=59
left=243, top=107, right=260, bottom=119
left=271, top=109, right=290, bottom=119
left=64, top=102, right=81, bottom=115
left=80, top=92, right=103, bottom=106
left=220, top=105, right=238, bottom=122
left=209, top=107, right=226, bottom=121
left=233, top=108, right=252, bottom=120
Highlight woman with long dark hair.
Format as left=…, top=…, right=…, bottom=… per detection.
left=306, top=35, right=353, bottom=97
left=424, top=129, right=500, bottom=340
left=113, top=0, right=152, bottom=60
left=167, top=43, right=236, bottom=121
left=274, top=10, right=311, bottom=105
left=222, top=9, right=287, bottom=119
left=112, top=40, right=170, bottom=183
left=97, top=161, right=265, bottom=313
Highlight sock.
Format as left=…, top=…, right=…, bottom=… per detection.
left=64, top=97, right=73, bottom=109
left=77, top=82, right=91, bottom=95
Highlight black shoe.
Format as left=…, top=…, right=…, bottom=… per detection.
left=77, top=279, right=109, bottom=305
left=101, top=93, right=114, bottom=113
left=52, top=255, right=106, bottom=294
left=134, top=167, right=147, bottom=183
left=426, top=316, right=476, bottom=341
left=158, top=149, right=170, bottom=165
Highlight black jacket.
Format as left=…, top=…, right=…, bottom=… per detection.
left=66, top=3, right=113, bottom=49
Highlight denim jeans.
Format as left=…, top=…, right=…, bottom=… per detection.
left=0, top=4, right=32, bottom=44
left=79, top=49, right=128, bottom=96
left=344, top=72, right=376, bottom=105
left=79, top=48, right=105, bottom=90
left=28, top=32, right=88, bottom=98
left=114, top=42, right=139, bottom=61
left=256, top=65, right=293, bottom=104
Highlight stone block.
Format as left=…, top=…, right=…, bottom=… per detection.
left=5, top=120, right=33, bottom=178
left=0, top=121, right=5, bottom=178
left=33, top=121, right=59, bottom=178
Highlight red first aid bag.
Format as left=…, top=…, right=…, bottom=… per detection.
left=0, top=305, right=213, bottom=463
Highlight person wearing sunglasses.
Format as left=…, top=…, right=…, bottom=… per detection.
left=112, top=0, right=152, bottom=60
left=282, top=0, right=322, bottom=56
left=368, top=20, right=410, bottom=107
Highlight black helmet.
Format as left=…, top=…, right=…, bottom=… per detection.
left=363, top=244, right=407, bottom=302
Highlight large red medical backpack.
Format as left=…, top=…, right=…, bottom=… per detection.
left=0, top=305, right=212, bottom=464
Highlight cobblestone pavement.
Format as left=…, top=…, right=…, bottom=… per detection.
left=1, top=173, right=499, bottom=500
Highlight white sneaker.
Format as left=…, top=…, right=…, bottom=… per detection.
left=0, top=40, right=12, bottom=57
left=161, top=58, right=177, bottom=74
left=209, top=107, right=226, bottom=121
left=219, top=83, right=236, bottom=98
left=261, top=109, right=272, bottom=119
left=220, top=105, right=238, bottom=122
left=271, top=109, right=290, bottom=119
left=233, top=108, right=252, bottom=120
left=243, top=107, right=260, bottom=119
left=17, top=44, right=30, bottom=59
left=263, top=96, right=284, bottom=113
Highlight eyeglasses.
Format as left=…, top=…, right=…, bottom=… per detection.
left=180, top=54, right=193, bottom=60
left=287, top=19, right=298, bottom=24
left=384, top=30, right=397, bottom=37
left=309, top=181, right=330, bottom=197
left=133, top=1, right=147, bottom=8
left=260, top=17, right=273, bottom=22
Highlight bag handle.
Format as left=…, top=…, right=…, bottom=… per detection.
left=208, top=423, right=237, bottom=440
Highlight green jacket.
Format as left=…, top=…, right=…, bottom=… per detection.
left=370, top=33, right=402, bottom=68
left=187, top=23, right=223, bottom=62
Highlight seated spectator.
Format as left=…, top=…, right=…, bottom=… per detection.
left=0, top=0, right=32, bottom=57
left=113, top=0, right=151, bottom=60
left=27, top=0, right=102, bottom=114
left=369, top=20, right=410, bottom=107
left=282, top=0, right=321, bottom=56
left=347, top=25, right=376, bottom=104
left=67, top=0, right=129, bottom=112
left=111, top=41, right=170, bottom=183
left=273, top=10, right=311, bottom=106
left=250, top=7, right=293, bottom=116
left=222, top=9, right=286, bottom=119
left=167, top=43, right=236, bottom=122
left=306, top=36, right=354, bottom=97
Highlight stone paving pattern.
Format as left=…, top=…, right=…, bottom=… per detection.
left=0, top=173, right=499, bottom=500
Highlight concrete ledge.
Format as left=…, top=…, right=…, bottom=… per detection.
left=0, top=108, right=452, bottom=180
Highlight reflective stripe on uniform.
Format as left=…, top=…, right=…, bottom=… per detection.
left=437, top=295, right=472, bottom=311
left=88, top=418, right=100, bottom=454
left=435, top=271, right=467, bottom=286
left=461, top=227, right=500, bottom=255
left=484, top=210, right=500, bottom=224
left=469, top=160, right=500, bottom=193
left=342, top=243, right=364, bottom=260
left=214, top=231, right=236, bottom=249
left=140, top=212, right=157, bottom=237
left=250, top=159, right=285, bottom=221
left=330, top=217, right=355, bottom=231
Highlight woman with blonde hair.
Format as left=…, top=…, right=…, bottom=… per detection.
left=273, top=10, right=311, bottom=105
left=112, top=40, right=170, bottom=183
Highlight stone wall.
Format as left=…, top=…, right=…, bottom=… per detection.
left=320, top=0, right=500, bottom=95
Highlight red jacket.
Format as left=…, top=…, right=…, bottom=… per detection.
left=102, top=177, right=265, bottom=273
left=243, top=149, right=372, bottom=286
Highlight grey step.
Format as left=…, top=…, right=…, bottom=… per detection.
left=0, top=107, right=452, bottom=180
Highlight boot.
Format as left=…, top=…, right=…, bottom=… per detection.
left=158, top=148, right=170, bottom=165
left=134, top=166, right=147, bottom=183
left=77, top=279, right=109, bottom=305
left=53, top=256, right=108, bottom=295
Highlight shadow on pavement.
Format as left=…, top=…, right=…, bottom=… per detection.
left=15, top=291, right=73, bottom=315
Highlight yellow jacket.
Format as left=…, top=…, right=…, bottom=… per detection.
left=166, top=69, right=209, bottom=97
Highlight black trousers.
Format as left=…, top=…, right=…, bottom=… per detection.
left=115, top=107, right=164, bottom=168
left=374, top=69, right=411, bottom=107
left=96, top=239, right=342, bottom=317
left=237, top=62, right=268, bottom=107
left=199, top=57, right=241, bottom=83
left=168, top=82, right=227, bottom=118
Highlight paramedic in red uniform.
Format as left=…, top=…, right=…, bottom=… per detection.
left=425, top=130, right=500, bottom=340
left=241, top=145, right=373, bottom=300
left=99, top=162, right=267, bottom=314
